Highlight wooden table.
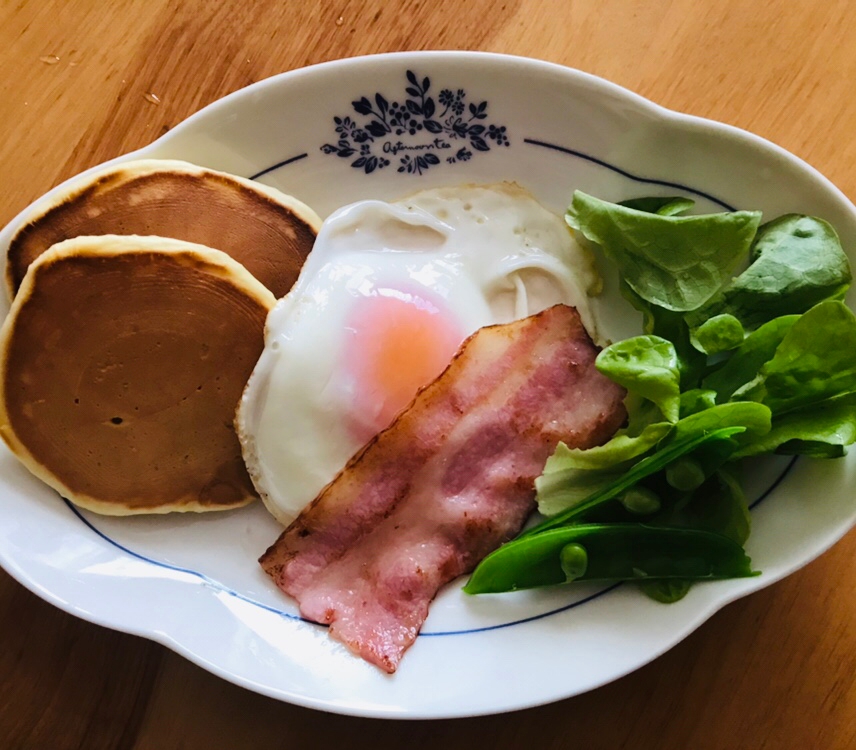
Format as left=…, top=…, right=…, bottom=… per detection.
left=1, top=1, right=855, bottom=747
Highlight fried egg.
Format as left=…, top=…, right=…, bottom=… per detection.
left=236, top=183, right=600, bottom=524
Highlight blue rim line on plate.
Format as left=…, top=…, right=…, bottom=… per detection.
left=239, top=138, right=737, bottom=211
left=62, top=499, right=302, bottom=619
left=64, top=456, right=799, bottom=637
left=249, top=153, right=308, bottom=181
left=243, top=140, right=736, bottom=213
left=522, top=139, right=737, bottom=211
left=62, top=135, right=780, bottom=636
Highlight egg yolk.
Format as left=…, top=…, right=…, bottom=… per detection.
left=343, top=289, right=463, bottom=443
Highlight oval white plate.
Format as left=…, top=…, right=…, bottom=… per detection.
left=1, top=52, right=855, bottom=719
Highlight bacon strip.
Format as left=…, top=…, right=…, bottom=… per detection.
left=259, top=304, right=626, bottom=672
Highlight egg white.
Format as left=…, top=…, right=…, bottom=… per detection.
left=236, top=183, right=600, bottom=525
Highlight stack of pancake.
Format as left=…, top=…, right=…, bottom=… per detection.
left=0, top=160, right=320, bottom=515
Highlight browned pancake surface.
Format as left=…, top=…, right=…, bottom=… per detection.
left=0, top=236, right=275, bottom=514
left=7, top=160, right=319, bottom=298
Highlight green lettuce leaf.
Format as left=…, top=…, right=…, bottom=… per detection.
left=596, top=335, right=681, bottom=422
left=687, top=215, right=851, bottom=330
left=666, top=401, right=771, bottom=444
left=735, top=301, right=856, bottom=415
left=535, top=468, right=624, bottom=518
left=733, top=392, right=856, bottom=458
left=540, top=423, right=673, bottom=473
left=679, top=389, right=718, bottom=418
left=702, top=315, right=799, bottom=402
left=566, top=191, right=761, bottom=311
left=690, top=313, right=745, bottom=354
left=620, top=281, right=706, bottom=389
left=619, top=196, right=695, bottom=216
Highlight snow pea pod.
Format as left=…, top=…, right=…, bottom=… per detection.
left=464, top=523, right=757, bottom=595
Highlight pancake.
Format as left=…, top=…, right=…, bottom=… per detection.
left=0, top=235, right=276, bottom=515
left=5, top=159, right=321, bottom=299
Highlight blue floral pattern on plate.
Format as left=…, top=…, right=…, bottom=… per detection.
left=320, top=70, right=510, bottom=175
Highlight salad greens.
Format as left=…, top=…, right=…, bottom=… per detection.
left=566, top=191, right=761, bottom=312
left=734, top=300, right=856, bottom=414
left=531, top=427, right=747, bottom=534
left=595, top=335, right=681, bottom=422
left=466, top=190, right=856, bottom=601
left=701, top=315, right=799, bottom=401
left=686, top=215, right=851, bottom=331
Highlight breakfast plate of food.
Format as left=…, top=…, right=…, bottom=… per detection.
left=1, top=51, right=855, bottom=718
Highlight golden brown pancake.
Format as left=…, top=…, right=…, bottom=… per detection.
left=6, top=159, right=321, bottom=299
left=0, top=235, right=276, bottom=515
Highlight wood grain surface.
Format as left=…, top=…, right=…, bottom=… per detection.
left=2, top=1, right=856, bottom=748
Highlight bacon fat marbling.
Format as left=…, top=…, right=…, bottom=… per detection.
left=260, top=304, right=626, bottom=672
